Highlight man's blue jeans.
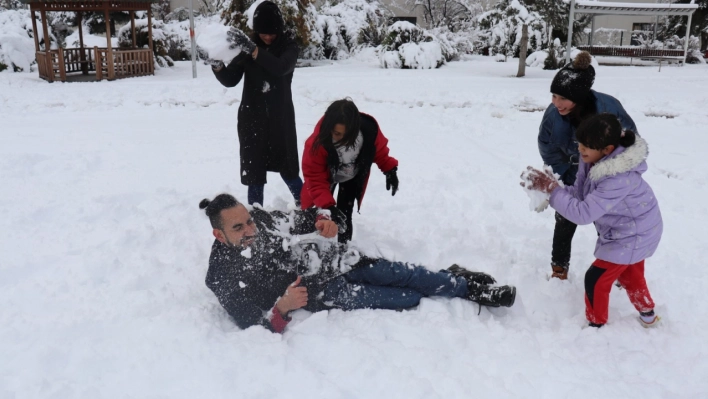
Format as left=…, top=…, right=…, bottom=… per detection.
left=322, top=259, right=469, bottom=310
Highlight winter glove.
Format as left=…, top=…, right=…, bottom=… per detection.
left=325, top=206, right=347, bottom=234
left=204, top=58, right=224, bottom=70
left=227, top=27, right=257, bottom=54
left=520, top=166, right=560, bottom=194
left=385, top=167, right=398, bottom=196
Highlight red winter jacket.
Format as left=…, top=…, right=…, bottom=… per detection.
left=300, top=113, right=398, bottom=210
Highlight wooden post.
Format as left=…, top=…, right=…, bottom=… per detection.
left=30, top=8, right=40, bottom=52
left=130, top=11, right=136, bottom=49
left=40, top=10, right=53, bottom=81
left=104, top=7, right=115, bottom=80
left=78, top=12, right=88, bottom=75
left=40, top=10, right=50, bottom=51
left=58, top=50, right=66, bottom=82
left=147, top=7, right=154, bottom=74
left=95, top=46, right=102, bottom=80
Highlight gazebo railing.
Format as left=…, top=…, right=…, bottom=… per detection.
left=36, top=47, right=153, bottom=82
left=35, top=50, right=65, bottom=82
left=95, top=47, right=153, bottom=80
left=62, top=47, right=96, bottom=74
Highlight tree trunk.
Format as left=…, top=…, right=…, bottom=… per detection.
left=517, top=23, right=529, bottom=77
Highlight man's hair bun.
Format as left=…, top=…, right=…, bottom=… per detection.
left=199, top=198, right=211, bottom=209
left=573, top=51, right=592, bottom=70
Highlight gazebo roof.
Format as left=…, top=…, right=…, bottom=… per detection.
left=573, top=1, right=699, bottom=16
left=23, top=0, right=158, bottom=11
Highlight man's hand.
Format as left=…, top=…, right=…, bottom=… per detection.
left=275, top=276, right=308, bottom=317
left=521, top=166, right=560, bottom=194
left=226, top=28, right=257, bottom=55
left=315, top=219, right=338, bottom=238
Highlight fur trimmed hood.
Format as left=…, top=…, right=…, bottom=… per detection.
left=589, top=137, right=648, bottom=181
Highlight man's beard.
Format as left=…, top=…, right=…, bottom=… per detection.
left=224, top=230, right=259, bottom=252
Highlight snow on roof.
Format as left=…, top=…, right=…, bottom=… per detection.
left=573, top=1, right=699, bottom=16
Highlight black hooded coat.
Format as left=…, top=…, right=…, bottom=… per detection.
left=213, top=1, right=299, bottom=185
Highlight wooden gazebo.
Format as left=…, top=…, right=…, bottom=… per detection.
left=25, top=0, right=156, bottom=82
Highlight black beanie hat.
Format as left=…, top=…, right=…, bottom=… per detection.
left=253, top=1, right=284, bottom=35
left=550, top=51, right=595, bottom=104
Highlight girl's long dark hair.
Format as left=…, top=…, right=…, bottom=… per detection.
left=575, top=113, right=636, bottom=150
left=312, top=99, right=361, bottom=152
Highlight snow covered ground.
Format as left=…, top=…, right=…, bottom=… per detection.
left=1, top=56, right=707, bottom=399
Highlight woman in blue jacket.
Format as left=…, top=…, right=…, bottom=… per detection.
left=538, top=51, right=637, bottom=280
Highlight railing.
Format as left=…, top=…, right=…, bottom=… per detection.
left=35, top=50, right=65, bottom=82
left=94, top=47, right=153, bottom=80
left=578, top=46, right=685, bottom=59
left=62, top=47, right=95, bottom=74
left=36, top=47, right=153, bottom=82
left=113, top=48, right=154, bottom=78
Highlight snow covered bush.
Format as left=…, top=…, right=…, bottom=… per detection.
left=643, top=35, right=705, bottom=64
left=430, top=26, right=477, bottom=59
left=310, top=0, right=391, bottom=59
left=0, top=9, right=39, bottom=72
left=117, top=19, right=190, bottom=67
left=379, top=21, right=446, bottom=69
left=477, top=0, right=545, bottom=60
left=357, top=12, right=389, bottom=47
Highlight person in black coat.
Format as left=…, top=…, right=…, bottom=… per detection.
left=208, top=1, right=302, bottom=207
left=199, top=193, right=516, bottom=333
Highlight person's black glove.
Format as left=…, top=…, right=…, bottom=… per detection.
left=226, top=27, right=257, bottom=54
left=326, top=206, right=347, bottom=233
left=385, top=167, right=398, bottom=196
left=204, top=58, right=224, bottom=69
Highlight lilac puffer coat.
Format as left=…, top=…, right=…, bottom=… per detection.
left=549, top=137, right=662, bottom=265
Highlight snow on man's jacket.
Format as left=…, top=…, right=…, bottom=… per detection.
left=205, top=207, right=373, bottom=331
left=300, top=113, right=398, bottom=210
left=538, top=90, right=637, bottom=185
left=549, top=137, right=662, bottom=265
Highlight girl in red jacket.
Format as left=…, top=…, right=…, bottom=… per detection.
left=301, top=99, right=399, bottom=243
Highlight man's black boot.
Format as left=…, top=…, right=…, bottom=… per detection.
left=447, top=264, right=496, bottom=285
left=468, top=282, right=516, bottom=308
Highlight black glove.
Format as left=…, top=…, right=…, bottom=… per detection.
left=226, top=27, right=257, bottom=54
left=385, top=167, right=398, bottom=196
left=326, top=206, right=347, bottom=233
left=204, top=58, right=224, bottom=69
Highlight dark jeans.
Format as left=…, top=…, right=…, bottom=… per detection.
left=331, top=179, right=358, bottom=243
left=321, top=259, right=469, bottom=310
left=552, top=212, right=578, bottom=268
left=248, top=174, right=303, bottom=206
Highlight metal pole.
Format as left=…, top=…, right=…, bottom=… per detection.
left=682, top=13, right=693, bottom=66
left=565, top=0, right=575, bottom=64
left=189, top=0, right=197, bottom=78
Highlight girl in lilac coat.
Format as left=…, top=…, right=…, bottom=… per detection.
left=525, top=113, right=662, bottom=328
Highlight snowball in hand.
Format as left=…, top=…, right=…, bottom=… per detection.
left=520, top=165, right=563, bottom=212
left=196, top=24, right=243, bottom=64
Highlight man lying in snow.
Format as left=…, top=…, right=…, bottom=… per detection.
left=200, top=193, right=516, bottom=333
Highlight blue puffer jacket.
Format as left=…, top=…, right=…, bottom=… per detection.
left=538, top=90, right=637, bottom=185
